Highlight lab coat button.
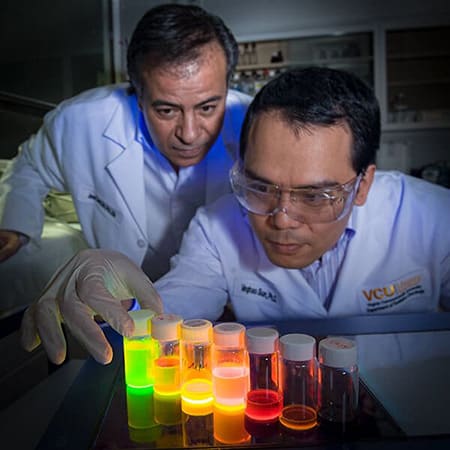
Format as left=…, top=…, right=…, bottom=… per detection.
left=137, top=239, right=146, bottom=248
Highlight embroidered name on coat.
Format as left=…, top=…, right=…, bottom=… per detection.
left=241, top=284, right=277, bottom=303
left=88, top=193, right=116, bottom=218
left=362, top=274, right=424, bottom=312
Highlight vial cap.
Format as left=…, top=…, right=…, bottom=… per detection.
left=181, top=319, right=212, bottom=343
left=245, top=327, right=279, bottom=354
left=319, top=337, right=357, bottom=368
left=129, top=309, right=155, bottom=336
left=280, top=334, right=316, bottom=361
left=213, top=322, right=246, bottom=347
left=151, top=313, right=183, bottom=341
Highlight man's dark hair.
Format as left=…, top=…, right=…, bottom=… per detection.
left=127, top=4, right=238, bottom=94
left=240, top=67, right=381, bottom=174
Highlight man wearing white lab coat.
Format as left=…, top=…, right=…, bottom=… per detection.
left=0, top=5, right=251, bottom=283
left=157, top=170, right=450, bottom=321
left=20, top=67, right=450, bottom=366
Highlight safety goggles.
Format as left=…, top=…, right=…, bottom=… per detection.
left=229, top=161, right=362, bottom=224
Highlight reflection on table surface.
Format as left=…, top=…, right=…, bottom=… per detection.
left=35, top=314, right=450, bottom=449
left=93, top=375, right=403, bottom=449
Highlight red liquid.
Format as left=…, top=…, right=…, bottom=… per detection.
left=245, top=389, right=282, bottom=422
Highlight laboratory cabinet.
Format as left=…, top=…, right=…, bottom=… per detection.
left=233, top=31, right=373, bottom=96
left=386, top=26, right=450, bottom=129
left=233, top=23, right=450, bottom=132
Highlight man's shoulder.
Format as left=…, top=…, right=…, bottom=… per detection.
left=194, top=193, right=247, bottom=235
left=225, top=89, right=253, bottom=108
left=43, top=84, right=136, bottom=133
left=57, top=83, right=132, bottom=112
left=373, top=170, right=449, bottom=204
left=360, top=170, right=450, bottom=235
left=201, top=193, right=243, bottom=219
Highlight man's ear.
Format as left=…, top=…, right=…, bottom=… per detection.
left=354, top=164, right=376, bottom=206
left=137, top=94, right=143, bottom=111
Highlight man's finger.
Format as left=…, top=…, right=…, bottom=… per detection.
left=35, top=301, right=67, bottom=365
left=20, top=305, right=42, bottom=352
left=125, top=263, right=163, bottom=313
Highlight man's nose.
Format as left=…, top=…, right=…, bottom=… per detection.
left=175, top=113, right=200, bottom=144
left=271, top=193, right=300, bottom=228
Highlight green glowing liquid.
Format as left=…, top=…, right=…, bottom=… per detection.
left=126, top=386, right=156, bottom=429
left=123, top=336, right=155, bottom=388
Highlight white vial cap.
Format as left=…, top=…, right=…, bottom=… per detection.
left=319, top=337, right=357, bottom=368
left=213, top=322, right=246, bottom=347
left=245, top=327, right=279, bottom=354
left=181, top=319, right=212, bottom=343
left=129, top=309, right=155, bottom=336
left=280, top=334, right=316, bottom=361
left=151, top=313, right=183, bottom=341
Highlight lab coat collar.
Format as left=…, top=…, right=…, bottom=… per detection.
left=102, top=89, right=147, bottom=240
left=103, top=89, right=140, bottom=151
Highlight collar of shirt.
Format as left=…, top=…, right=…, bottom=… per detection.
left=300, top=213, right=357, bottom=307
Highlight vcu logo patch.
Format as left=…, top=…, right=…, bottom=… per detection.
left=362, top=273, right=425, bottom=312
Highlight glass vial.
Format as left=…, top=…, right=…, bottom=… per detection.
left=180, top=319, right=213, bottom=415
left=279, top=333, right=318, bottom=431
left=123, top=309, right=156, bottom=388
left=318, top=337, right=359, bottom=426
left=151, top=313, right=183, bottom=396
left=245, top=327, right=282, bottom=423
left=212, top=322, right=250, bottom=444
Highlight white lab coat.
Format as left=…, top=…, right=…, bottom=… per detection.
left=157, top=171, right=450, bottom=321
left=0, top=84, right=252, bottom=280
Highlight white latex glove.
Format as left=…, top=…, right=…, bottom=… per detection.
left=20, top=249, right=163, bottom=365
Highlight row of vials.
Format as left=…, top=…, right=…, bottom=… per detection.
left=123, top=310, right=359, bottom=444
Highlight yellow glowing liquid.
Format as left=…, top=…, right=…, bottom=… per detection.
left=154, top=355, right=180, bottom=395
left=153, top=391, right=182, bottom=425
left=213, top=404, right=251, bottom=444
left=181, top=378, right=214, bottom=415
left=213, top=366, right=249, bottom=406
left=123, top=337, right=155, bottom=388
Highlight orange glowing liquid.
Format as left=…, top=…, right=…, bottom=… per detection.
left=280, top=404, right=318, bottom=430
left=213, top=366, right=249, bottom=406
left=213, top=404, right=251, bottom=444
left=154, top=356, right=180, bottom=395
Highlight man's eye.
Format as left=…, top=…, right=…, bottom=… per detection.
left=155, top=107, right=176, bottom=117
left=250, top=182, right=272, bottom=194
left=297, top=192, right=328, bottom=206
left=200, top=104, right=217, bottom=114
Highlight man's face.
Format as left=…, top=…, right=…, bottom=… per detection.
left=244, top=112, right=374, bottom=269
left=138, top=42, right=228, bottom=170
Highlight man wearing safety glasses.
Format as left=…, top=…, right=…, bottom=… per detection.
left=20, top=67, right=450, bottom=365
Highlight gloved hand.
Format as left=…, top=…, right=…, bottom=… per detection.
left=20, top=248, right=163, bottom=365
